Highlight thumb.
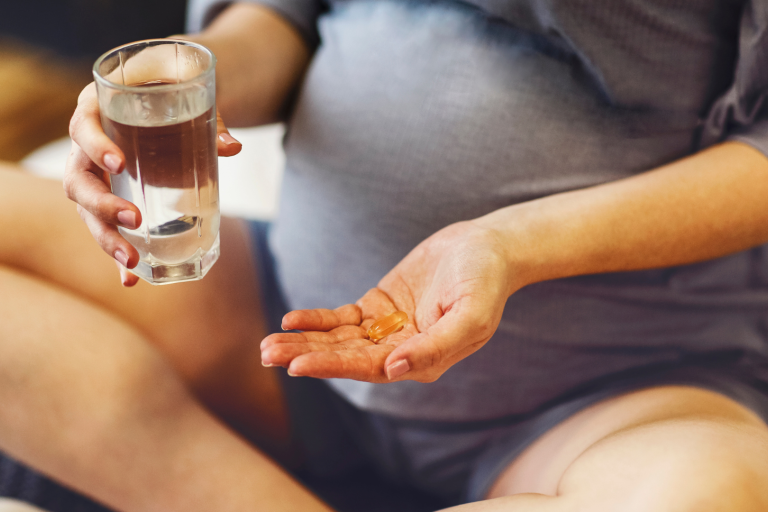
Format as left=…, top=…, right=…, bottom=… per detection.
left=383, top=304, right=491, bottom=382
left=216, top=109, right=242, bottom=157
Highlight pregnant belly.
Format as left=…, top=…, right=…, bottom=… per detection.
left=284, top=0, right=699, bottom=225
left=271, top=0, right=704, bottom=310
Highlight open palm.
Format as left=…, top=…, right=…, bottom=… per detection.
left=260, top=220, right=516, bottom=383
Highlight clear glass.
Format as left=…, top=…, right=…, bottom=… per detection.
left=93, top=39, right=220, bottom=285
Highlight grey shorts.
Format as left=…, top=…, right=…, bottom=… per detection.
left=249, top=221, right=768, bottom=508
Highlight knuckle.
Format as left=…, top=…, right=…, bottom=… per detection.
left=427, top=339, right=444, bottom=367
left=416, top=371, right=442, bottom=384
left=474, top=313, right=497, bottom=339
left=91, top=193, right=113, bottom=218
left=76, top=83, right=96, bottom=106
left=62, top=173, right=77, bottom=200
left=93, top=227, right=111, bottom=251
left=478, top=321, right=494, bottom=338
left=68, top=111, right=84, bottom=139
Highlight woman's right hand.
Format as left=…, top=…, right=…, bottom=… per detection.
left=64, top=82, right=242, bottom=287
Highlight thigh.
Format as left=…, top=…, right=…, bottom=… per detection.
left=0, top=165, right=291, bottom=456
left=0, top=265, right=330, bottom=512
left=460, top=386, right=768, bottom=512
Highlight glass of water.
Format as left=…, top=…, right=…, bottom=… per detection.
left=93, top=39, right=220, bottom=285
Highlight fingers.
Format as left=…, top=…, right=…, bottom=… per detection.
left=216, top=110, right=242, bottom=157
left=281, top=304, right=363, bottom=331
left=262, top=337, right=372, bottom=368
left=289, top=344, right=396, bottom=381
left=64, top=144, right=141, bottom=227
left=115, top=261, right=140, bottom=287
left=69, top=83, right=126, bottom=176
left=261, top=327, right=370, bottom=368
left=77, top=205, right=140, bottom=269
left=356, top=288, right=398, bottom=320
left=260, top=324, right=414, bottom=381
left=66, top=83, right=142, bottom=272
left=65, top=147, right=141, bottom=267
left=262, top=325, right=368, bottom=349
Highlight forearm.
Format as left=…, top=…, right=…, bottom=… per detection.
left=189, top=3, right=311, bottom=127
left=477, top=141, right=768, bottom=293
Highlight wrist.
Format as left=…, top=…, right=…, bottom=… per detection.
left=472, top=203, right=543, bottom=295
left=473, top=198, right=574, bottom=293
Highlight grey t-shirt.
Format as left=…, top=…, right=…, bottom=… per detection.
left=189, top=0, right=768, bottom=421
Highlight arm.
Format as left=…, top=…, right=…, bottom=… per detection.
left=262, top=142, right=768, bottom=382
left=189, top=3, right=311, bottom=126
left=261, top=0, right=768, bottom=382
left=478, top=141, right=768, bottom=294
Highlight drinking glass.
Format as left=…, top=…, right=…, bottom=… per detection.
left=93, top=39, right=220, bottom=285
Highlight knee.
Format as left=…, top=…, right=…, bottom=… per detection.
left=692, top=427, right=768, bottom=512
left=679, top=434, right=768, bottom=512
left=559, top=418, right=768, bottom=512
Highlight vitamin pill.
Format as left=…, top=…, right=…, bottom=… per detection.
left=367, top=311, right=408, bottom=342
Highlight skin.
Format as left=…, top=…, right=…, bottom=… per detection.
left=0, top=259, right=332, bottom=512
left=3, top=2, right=768, bottom=511
left=262, top=221, right=512, bottom=382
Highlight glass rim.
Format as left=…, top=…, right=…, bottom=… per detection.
left=92, top=38, right=216, bottom=93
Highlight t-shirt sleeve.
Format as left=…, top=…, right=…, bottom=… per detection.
left=700, top=0, right=768, bottom=157
left=186, top=0, right=325, bottom=48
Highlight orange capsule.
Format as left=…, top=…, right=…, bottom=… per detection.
left=367, top=311, right=408, bottom=342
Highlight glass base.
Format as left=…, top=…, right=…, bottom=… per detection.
left=128, top=236, right=220, bottom=286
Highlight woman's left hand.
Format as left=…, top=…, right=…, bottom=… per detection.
left=260, top=220, right=518, bottom=383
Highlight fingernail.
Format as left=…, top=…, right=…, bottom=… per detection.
left=104, top=153, right=122, bottom=174
left=117, top=210, right=138, bottom=229
left=287, top=369, right=297, bottom=377
left=386, top=359, right=410, bottom=380
left=114, top=250, right=129, bottom=267
left=218, top=133, right=240, bottom=145
left=261, top=361, right=273, bottom=367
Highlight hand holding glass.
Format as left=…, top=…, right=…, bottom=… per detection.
left=93, top=39, right=220, bottom=285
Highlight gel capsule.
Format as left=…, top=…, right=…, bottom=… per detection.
left=367, top=311, right=408, bottom=342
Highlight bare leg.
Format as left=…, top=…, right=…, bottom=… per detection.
left=0, top=165, right=291, bottom=457
left=441, top=386, right=768, bottom=511
left=0, top=265, right=332, bottom=512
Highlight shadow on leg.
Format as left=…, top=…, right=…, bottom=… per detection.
left=0, top=165, right=294, bottom=461
left=0, top=265, right=331, bottom=512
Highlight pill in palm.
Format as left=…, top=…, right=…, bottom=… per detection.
left=367, top=311, right=408, bottom=342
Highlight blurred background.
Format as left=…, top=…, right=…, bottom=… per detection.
left=0, top=0, right=283, bottom=220
left=0, top=0, right=188, bottom=160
